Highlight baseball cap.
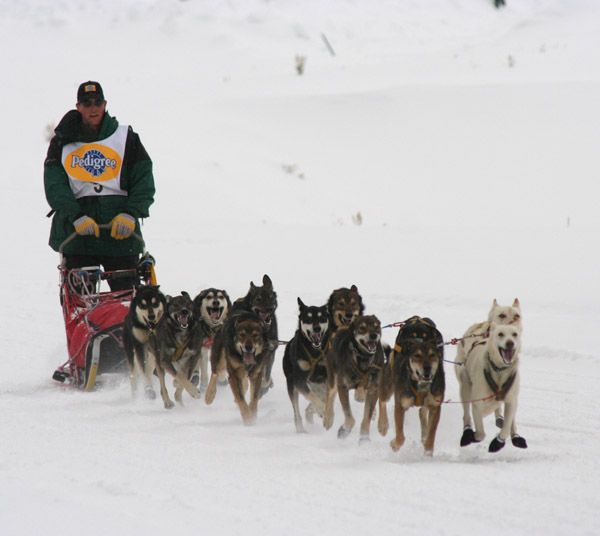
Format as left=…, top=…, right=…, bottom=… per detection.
left=77, top=81, right=105, bottom=103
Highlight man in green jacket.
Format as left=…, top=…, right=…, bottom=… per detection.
left=44, top=81, right=155, bottom=290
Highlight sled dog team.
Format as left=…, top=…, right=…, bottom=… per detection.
left=124, top=274, right=527, bottom=455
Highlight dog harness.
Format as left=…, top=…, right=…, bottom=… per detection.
left=299, top=342, right=326, bottom=375
left=484, top=353, right=517, bottom=401
left=347, top=339, right=381, bottom=388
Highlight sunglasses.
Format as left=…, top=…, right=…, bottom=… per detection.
left=80, top=98, right=105, bottom=108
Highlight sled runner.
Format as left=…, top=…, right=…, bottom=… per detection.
left=52, top=225, right=156, bottom=391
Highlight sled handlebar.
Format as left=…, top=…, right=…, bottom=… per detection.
left=59, top=223, right=144, bottom=254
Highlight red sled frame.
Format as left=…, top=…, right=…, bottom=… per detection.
left=52, top=224, right=156, bottom=391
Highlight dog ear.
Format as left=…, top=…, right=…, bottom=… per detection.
left=181, top=291, right=191, bottom=301
left=350, top=284, right=358, bottom=292
left=263, top=274, right=273, bottom=289
left=422, top=317, right=436, bottom=328
left=250, top=281, right=256, bottom=290
left=297, top=297, right=306, bottom=310
left=513, top=298, right=520, bottom=309
left=492, top=298, right=498, bottom=307
left=194, top=288, right=208, bottom=303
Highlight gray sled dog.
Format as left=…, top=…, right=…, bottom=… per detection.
left=455, top=298, right=521, bottom=428
left=455, top=322, right=527, bottom=452
left=153, top=292, right=202, bottom=409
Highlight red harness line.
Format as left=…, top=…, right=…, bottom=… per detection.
left=441, top=393, right=496, bottom=405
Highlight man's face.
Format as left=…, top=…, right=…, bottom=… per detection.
left=76, top=98, right=106, bottom=130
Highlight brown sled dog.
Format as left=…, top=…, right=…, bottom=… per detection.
left=190, top=288, right=231, bottom=391
left=378, top=316, right=445, bottom=455
left=326, top=285, right=367, bottom=401
left=204, top=311, right=269, bottom=425
left=323, top=315, right=384, bottom=442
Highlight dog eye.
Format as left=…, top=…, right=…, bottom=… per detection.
left=498, top=332, right=504, bottom=338
left=499, top=313, right=507, bottom=319
left=514, top=314, right=521, bottom=320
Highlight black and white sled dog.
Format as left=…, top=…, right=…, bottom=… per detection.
left=123, top=285, right=167, bottom=399
left=152, top=291, right=202, bottom=409
left=455, top=322, right=527, bottom=452
left=229, top=274, right=278, bottom=396
left=191, top=288, right=231, bottom=391
left=282, top=298, right=331, bottom=433
left=455, top=298, right=522, bottom=431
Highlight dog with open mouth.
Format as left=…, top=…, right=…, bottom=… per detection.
left=323, top=315, right=384, bottom=442
left=456, top=322, right=527, bottom=452
left=327, top=285, right=367, bottom=401
left=123, top=285, right=167, bottom=400
left=455, top=298, right=522, bottom=432
left=282, top=298, right=331, bottom=433
left=378, top=316, right=445, bottom=455
left=204, top=310, right=269, bottom=425
left=152, top=292, right=202, bottom=409
left=327, top=285, right=365, bottom=331
left=191, top=288, right=231, bottom=391
left=228, top=274, right=278, bottom=397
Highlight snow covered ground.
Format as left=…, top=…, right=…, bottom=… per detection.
left=1, top=1, right=599, bottom=534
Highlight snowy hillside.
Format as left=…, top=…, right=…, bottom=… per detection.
left=1, top=1, right=599, bottom=535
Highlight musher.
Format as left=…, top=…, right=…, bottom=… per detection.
left=44, top=81, right=155, bottom=290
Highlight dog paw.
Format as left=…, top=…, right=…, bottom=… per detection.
left=496, top=416, right=505, bottom=429
left=390, top=438, right=404, bottom=452
left=164, top=400, right=175, bottom=410
left=359, top=435, right=371, bottom=445
left=488, top=436, right=506, bottom=453
left=337, top=426, right=352, bottom=439
left=511, top=435, right=528, bottom=449
left=189, top=388, right=201, bottom=399
left=144, top=386, right=156, bottom=400
left=377, top=421, right=389, bottom=437
left=460, top=427, right=478, bottom=447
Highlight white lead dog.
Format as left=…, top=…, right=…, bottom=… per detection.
left=455, top=322, right=528, bottom=452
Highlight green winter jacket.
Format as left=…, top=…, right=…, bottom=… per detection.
left=44, top=110, right=155, bottom=256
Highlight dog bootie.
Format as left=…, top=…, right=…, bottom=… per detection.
left=460, top=427, right=477, bottom=447
left=511, top=435, right=528, bottom=449
left=488, top=435, right=506, bottom=453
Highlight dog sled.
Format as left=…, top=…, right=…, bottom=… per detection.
left=52, top=225, right=157, bottom=391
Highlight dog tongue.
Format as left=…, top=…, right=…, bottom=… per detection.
left=243, top=351, right=256, bottom=365
left=210, top=309, right=221, bottom=320
left=500, top=347, right=515, bottom=363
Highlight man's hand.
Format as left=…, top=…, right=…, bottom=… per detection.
left=110, top=213, right=136, bottom=240
left=73, top=215, right=100, bottom=237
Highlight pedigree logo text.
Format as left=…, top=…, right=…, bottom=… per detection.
left=67, top=144, right=122, bottom=182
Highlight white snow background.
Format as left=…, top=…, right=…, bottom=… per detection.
left=1, top=0, right=599, bottom=534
